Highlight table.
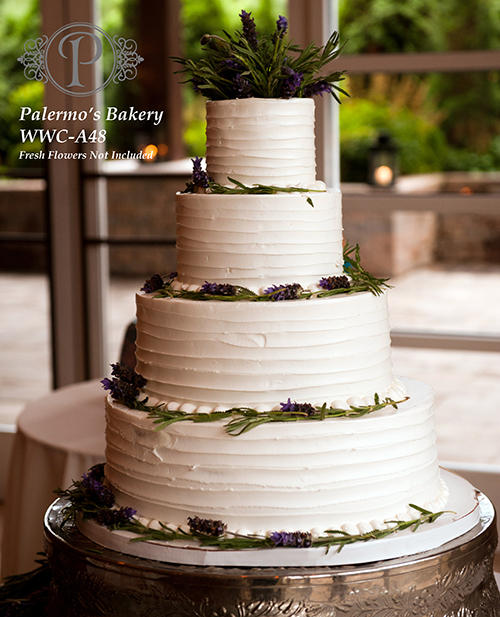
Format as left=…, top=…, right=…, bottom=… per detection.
left=1, top=380, right=105, bottom=578
left=44, top=496, right=500, bottom=616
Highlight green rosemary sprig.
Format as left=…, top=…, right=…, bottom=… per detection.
left=114, top=507, right=448, bottom=552
left=207, top=177, right=322, bottom=207
left=53, top=484, right=104, bottom=526
left=343, top=242, right=391, bottom=296
left=146, top=394, right=408, bottom=436
left=56, top=475, right=447, bottom=554
left=314, top=505, right=447, bottom=553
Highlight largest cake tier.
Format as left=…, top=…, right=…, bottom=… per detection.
left=105, top=377, right=446, bottom=535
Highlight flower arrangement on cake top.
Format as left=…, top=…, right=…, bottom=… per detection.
left=173, top=11, right=347, bottom=101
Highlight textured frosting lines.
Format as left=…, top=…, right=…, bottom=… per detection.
left=175, top=191, right=343, bottom=292
left=134, top=292, right=396, bottom=411
left=206, top=98, right=316, bottom=186
left=104, top=379, right=443, bottom=534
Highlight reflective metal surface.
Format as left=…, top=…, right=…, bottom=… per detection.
left=44, top=496, right=500, bottom=616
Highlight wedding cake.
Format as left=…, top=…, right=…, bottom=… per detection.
left=38, top=17, right=498, bottom=617
left=98, top=14, right=449, bottom=548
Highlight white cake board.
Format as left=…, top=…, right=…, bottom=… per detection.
left=79, top=469, right=481, bottom=567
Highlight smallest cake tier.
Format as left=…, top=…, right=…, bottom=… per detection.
left=105, top=378, right=447, bottom=537
left=205, top=98, right=316, bottom=186
left=175, top=190, right=343, bottom=292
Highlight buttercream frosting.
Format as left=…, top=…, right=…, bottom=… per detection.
left=105, top=378, right=443, bottom=535
left=206, top=98, right=316, bottom=186
left=175, top=190, right=343, bottom=292
left=134, top=291, right=401, bottom=411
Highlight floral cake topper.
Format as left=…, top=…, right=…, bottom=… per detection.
left=173, top=11, right=348, bottom=101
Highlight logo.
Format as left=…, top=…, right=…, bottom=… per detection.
left=18, top=22, right=143, bottom=97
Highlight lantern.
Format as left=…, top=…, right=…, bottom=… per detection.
left=368, top=132, right=398, bottom=188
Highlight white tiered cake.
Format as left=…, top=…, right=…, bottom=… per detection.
left=103, top=96, right=448, bottom=541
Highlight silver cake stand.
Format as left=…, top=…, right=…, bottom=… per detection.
left=44, top=495, right=500, bottom=617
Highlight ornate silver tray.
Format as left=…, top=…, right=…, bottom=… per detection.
left=44, top=493, right=500, bottom=616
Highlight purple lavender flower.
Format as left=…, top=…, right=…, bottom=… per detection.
left=111, top=362, right=146, bottom=389
left=272, top=15, right=288, bottom=44
left=280, top=399, right=317, bottom=416
left=141, top=273, right=164, bottom=293
left=304, top=80, right=334, bottom=98
left=200, top=281, right=238, bottom=296
left=280, top=398, right=295, bottom=412
left=280, top=65, right=304, bottom=98
left=188, top=516, right=227, bottom=537
left=102, top=378, right=139, bottom=405
left=191, top=156, right=211, bottom=190
left=270, top=531, right=312, bottom=548
left=234, top=73, right=253, bottom=98
left=220, top=57, right=240, bottom=70
left=86, top=463, right=105, bottom=483
left=82, top=473, right=115, bottom=508
left=101, top=362, right=146, bottom=405
left=318, top=275, right=350, bottom=291
left=263, top=283, right=302, bottom=301
left=276, top=15, right=288, bottom=36
left=240, top=10, right=258, bottom=50
left=97, top=506, right=137, bottom=528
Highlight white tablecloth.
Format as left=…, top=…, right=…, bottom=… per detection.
left=1, top=380, right=105, bottom=578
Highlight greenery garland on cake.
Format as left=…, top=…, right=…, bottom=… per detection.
left=55, top=464, right=447, bottom=554
left=101, top=363, right=408, bottom=436
left=142, top=242, right=390, bottom=302
left=182, top=156, right=321, bottom=206
left=172, top=11, right=347, bottom=101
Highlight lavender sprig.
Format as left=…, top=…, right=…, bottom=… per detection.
left=270, top=531, right=312, bottom=548
left=239, top=10, right=258, bottom=51
left=273, top=15, right=288, bottom=41
left=262, top=283, right=303, bottom=301
left=319, top=275, right=350, bottom=291
left=280, top=65, right=303, bottom=98
left=280, top=399, right=317, bottom=416
left=141, top=273, right=165, bottom=293
left=182, top=156, right=213, bottom=193
left=101, top=363, right=146, bottom=406
left=188, top=516, right=227, bottom=537
left=200, top=281, right=238, bottom=296
left=54, top=463, right=127, bottom=527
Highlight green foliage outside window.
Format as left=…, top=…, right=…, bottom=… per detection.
left=339, top=0, right=500, bottom=180
left=0, top=0, right=41, bottom=167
